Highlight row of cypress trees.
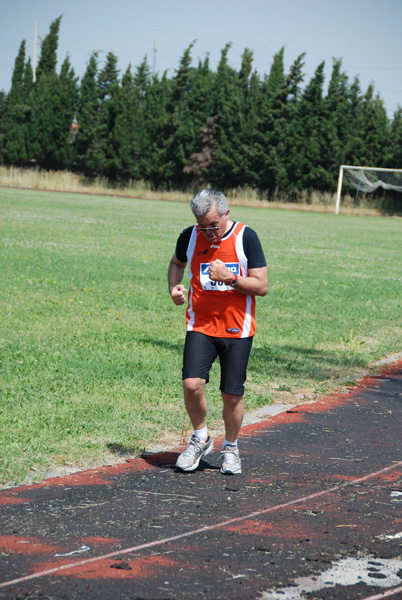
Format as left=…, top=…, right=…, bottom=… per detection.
left=1, top=16, right=401, bottom=195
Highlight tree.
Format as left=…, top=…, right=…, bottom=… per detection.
left=207, top=44, right=244, bottom=189
left=182, top=55, right=215, bottom=187
left=352, top=85, right=388, bottom=166
left=256, top=47, right=289, bottom=192
left=53, top=56, right=79, bottom=169
left=264, top=47, right=286, bottom=108
left=238, top=47, right=253, bottom=88
left=183, top=115, right=218, bottom=186
left=0, top=91, right=7, bottom=164
left=75, top=53, right=107, bottom=177
left=236, top=48, right=263, bottom=189
left=141, top=72, right=170, bottom=188
left=286, top=52, right=306, bottom=103
left=290, top=61, right=327, bottom=191
left=3, top=40, right=29, bottom=165
left=187, top=55, right=215, bottom=126
left=163, top=42, right=199, bottom=189
left=22, top=57, right=34, bottom=99
left=35, top=16, right=62, bottom=79
left=131, top=57, right=153, bottom=179
left=386, top=106, right=402, bottom=167
left=322, top=59, right=351, bottom=188
left=237, top=68, right=262, bottom=189
left=27, top=58, right=78, bottom=170
left=97, top=52, right=121, bottom=179
left=27, top=15, right=79, bottom=170
left=112, top=61, right=149, bottom=182
left=342, top=76, right=364, bottom=166
left=273, top=52, right=307, bottom=193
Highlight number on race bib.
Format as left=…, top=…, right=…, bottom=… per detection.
left=199, top=262, right=240, bottom=291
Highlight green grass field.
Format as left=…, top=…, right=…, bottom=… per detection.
left=1, top=187, right=402, bottom=486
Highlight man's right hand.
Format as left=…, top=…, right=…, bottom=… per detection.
left=170, top=284, right=187, bottom=305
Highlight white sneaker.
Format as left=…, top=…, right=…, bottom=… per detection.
left=220, top=445, right=242, bottom=475
left=175, top=435, right=214, bottom=472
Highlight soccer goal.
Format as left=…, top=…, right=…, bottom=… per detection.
left=335, top=165, right=402, bottom=214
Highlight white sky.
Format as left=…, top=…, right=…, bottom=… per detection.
left=1, top=0, right=401, bottom=117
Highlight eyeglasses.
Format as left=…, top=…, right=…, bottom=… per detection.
left=197, top=225, right=220, bottom=232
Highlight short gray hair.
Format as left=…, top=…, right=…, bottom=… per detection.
left=190, top=189, right=228, bottom=218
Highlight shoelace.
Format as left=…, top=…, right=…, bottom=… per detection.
left=220, top=448, right=238, bottom=463
left=183, top=438, right=202, bottom=456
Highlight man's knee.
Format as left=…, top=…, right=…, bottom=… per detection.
left=183, top=377, right=205, bottom=395
left=221, top=392, right=244, bottom=408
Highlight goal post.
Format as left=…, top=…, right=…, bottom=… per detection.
left=335, top=165, right=402, bottom=214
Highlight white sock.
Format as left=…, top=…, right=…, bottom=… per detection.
left=194, top=426, right=208, bottom=443
left=223, top=438, right=238, bottom=449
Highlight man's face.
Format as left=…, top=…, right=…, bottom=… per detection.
left=196, top=207, right=229, bottom=243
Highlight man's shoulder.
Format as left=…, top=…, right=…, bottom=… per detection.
left=175, top=226, right=194, bottom=263
left=241, top=224, right=260, bottom=242
left=240, top=225, right=267, bottom=268
left=178, top=225, right=194, bottom=244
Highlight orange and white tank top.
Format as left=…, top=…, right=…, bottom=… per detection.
left=186, top=222, right=256, bottom=338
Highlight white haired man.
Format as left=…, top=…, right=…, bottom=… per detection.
left=168, top=189, right=268, bottom=474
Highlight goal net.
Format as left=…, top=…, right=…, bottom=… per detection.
left=335, top=165, right=402, bottom=213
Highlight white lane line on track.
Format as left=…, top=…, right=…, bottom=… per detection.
left=1, top=460, right=401, bottom=590
left=361, top=585, right=402, bottom=600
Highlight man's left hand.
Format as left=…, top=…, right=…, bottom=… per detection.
left=208, top=259, right=231, bottom=284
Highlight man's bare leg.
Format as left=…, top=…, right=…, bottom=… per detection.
left=221, top=392, right=244, bottom=443
left=183, top=377, right=208, bottom=430
left=175, top=377, right=212, bottom=472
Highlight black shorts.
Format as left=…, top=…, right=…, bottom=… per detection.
left=182, top=331, right=253, bottom=396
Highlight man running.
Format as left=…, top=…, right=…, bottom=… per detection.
left=168, top=189, right=268, bottom=474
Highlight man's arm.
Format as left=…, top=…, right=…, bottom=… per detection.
left=168, top=254, right=188, bottom=305
left=242, top=266, right=269, bottom=296
left=208, top=260, right=268, bottom=297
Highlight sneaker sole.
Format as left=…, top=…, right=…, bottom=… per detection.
left=220, top=466, right=242, bottom=475
left=176, top=441, right=214, bottom=472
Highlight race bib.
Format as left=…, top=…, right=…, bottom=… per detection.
left=200, top=262, right=240, bottom=291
